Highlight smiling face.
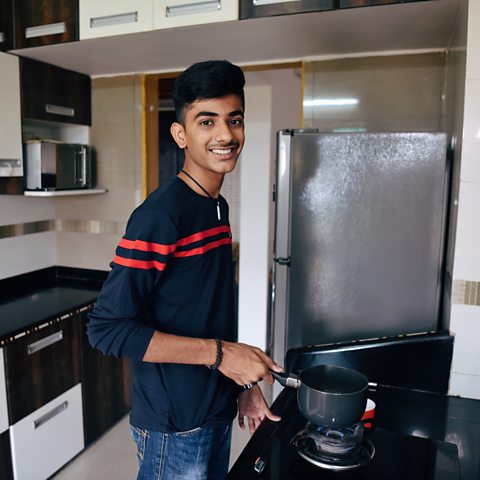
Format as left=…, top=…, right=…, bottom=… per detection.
left=170, top=94, right=245, bottom=184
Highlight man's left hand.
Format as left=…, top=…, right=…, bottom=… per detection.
left=237, top=385, right=281, bottom=435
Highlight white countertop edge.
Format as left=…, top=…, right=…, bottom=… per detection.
left=24, top=188, right=107, bottom=197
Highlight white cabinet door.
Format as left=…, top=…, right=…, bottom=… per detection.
left=154, top=0, right=238, bottom=29
left=9, top=384, right=84, bottom=480
left=80, top=0, right=154, bottom=39
left=0, top=52, right=23, bottom=177
left=0, top=349, right=8, bottom=435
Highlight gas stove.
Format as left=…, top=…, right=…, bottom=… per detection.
left=228, top=334, right=463, bottom=480
left=230, top=388, right=460, bottom=480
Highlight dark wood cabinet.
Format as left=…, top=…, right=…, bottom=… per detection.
left=0, top=0, right=14, bottom=51
left=3, top=314, right=81, bottom=425
left=14, top=0, right=78, bottom=49
left=0, top=430, right=13, bottom=480
left=20, top=56, right=91, bottom=125
left=78, top=306, right=132, bottom=446
left=240, top=0, right=334, bottom=19
left=338, top=0, right=424, bottom=7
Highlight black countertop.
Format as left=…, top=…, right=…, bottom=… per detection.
left=229, top=386, right=480, bottom=480
left=0, top=267, right=106, bottom=341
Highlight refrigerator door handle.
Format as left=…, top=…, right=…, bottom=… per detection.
left=274, top=257, right=290, bottom=266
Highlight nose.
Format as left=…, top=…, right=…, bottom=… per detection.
left=214, top=121, right=234, bottom=144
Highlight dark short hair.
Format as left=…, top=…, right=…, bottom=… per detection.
left=172, top=60, right=245, bottom=123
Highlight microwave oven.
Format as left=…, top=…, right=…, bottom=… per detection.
left=24, top=140, right=92, bottom=191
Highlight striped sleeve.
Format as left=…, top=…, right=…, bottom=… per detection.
left=87, top=209, right=178, bottom=360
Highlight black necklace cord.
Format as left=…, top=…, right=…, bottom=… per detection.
left=180, top=169, right=221, bottom=221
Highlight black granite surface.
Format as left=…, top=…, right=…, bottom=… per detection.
left=0, top=267, right=106, bottom=340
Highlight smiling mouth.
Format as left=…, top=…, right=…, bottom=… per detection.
left=210, top=147, right=237, bottom=155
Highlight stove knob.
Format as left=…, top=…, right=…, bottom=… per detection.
left=254, top=457, right=266, bottom=474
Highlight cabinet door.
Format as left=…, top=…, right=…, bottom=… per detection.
left=154, top=0, right=238, bottom=29
left=0, top=52, right=23, bottom=177
left=77, top=307, right=131, bottom=446
left=240, top=0, right=333, bottom=19
left=20, top=57, right=91, bottom=126
left=14, top=0, right=78, bottom=49
left=79, top=0, right=153, bottom=40
left=0, top=430, right=13, bottom=480
left=0, top=349, right=8, bottom=434
left=3, top=315, right=81, bottom=425
left=9, top=384, right=84, bottom=480
left=0, top=0, right=14, bottom=51
left=338, top=0, right=421, bottom=7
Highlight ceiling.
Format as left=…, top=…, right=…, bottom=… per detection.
left=11, top=0, right=460, bottom=77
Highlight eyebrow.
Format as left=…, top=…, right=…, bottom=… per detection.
left=193, top=110, right=244, bottom=120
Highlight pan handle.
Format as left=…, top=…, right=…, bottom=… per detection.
left=270, top=370, right=300, bottom=389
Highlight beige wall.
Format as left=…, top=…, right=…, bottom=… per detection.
left=54, top=75, right=144, bottom=271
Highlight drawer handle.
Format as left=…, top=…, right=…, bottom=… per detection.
left=253, top=0, right=298, bottom=5
left=166, top=0, right=221, bottom=17
left=25, top=22, right=66, bottom=39
left=45, top=104, right=75, bottom=117
left=27, top=330, right=63, bottom=355
left=0, top=159, right=21, bottom=168
left=90, top=12, right=138, bottom=28
left=33, top=401, right=68, bottom=429
left=0, top=32, right=4, bottom=43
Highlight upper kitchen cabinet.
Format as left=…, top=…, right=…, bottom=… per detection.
left=0, top=0, right=14, bottom=51
left=14, top=0, right=79, bottom=49
left=240, top=0, right=333, bottom=19
left=20, top=56, right=91, bottom=125
left=0, top=52, right=23, bottom=177
left=154, top=0, right=238, bottom=29
left=79, top=0, right=153, bottom=39
left=338, top=0, right=424, bottom=7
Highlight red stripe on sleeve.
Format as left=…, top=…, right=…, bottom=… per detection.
left=113, top=255, right=167, bottom=271
left=118, top=238, right=176, bottom=255
left=177, top=225, right=231, bottom=247
left=173, top=237, right=232, bottom=258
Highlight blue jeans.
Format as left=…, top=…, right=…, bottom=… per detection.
left=130, top=424, right=232, bottom=480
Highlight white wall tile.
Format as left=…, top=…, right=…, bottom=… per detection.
left=0, top=196, right=54, bottom=225
left=460, top=78, right=480, bottom=182
left=452, top=181, right=480, bottom=280
left=466, top=0, right=480, bottom=80
left=0, top=232, right=56, bottom=279
left=449, top=304, right=480, bottom=375
left=449, top=372, right=480, bottom=400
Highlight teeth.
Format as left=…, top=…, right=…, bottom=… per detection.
left=211, top=148, right=233, bottom=155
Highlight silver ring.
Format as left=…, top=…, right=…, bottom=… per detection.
left=243, top=383, right=254, bottom=390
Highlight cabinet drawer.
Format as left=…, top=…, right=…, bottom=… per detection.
left=239, top=0, right=333, bottom=19
left=14, top=0, right=79, bottom=49
left=20, top=57, right=91, bottom=126
left=154, top=0, right=238, bottom=29
left=3, top=315, right=81, bottom=425
left=9, top=384, right=84, bottom=480
left=0, top=0, right=14, bottom=51
left=80, top=0, right=153, bottom=39
left=0, top=349, right=8, bottom=434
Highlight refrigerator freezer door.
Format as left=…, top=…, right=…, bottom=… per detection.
left=277, top=131, right=448, bottom=356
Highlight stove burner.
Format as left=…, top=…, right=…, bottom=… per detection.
left=290, top=422, right=375, bottom=471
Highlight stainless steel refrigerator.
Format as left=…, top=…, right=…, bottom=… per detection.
left=270, top=130, right=449, bottom=367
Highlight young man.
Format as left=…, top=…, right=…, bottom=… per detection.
left=87, top=60, right=282, bottom=480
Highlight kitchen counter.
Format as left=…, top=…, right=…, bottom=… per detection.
left=229, top=385, right=480, bottom=479
left=0, top=267, right=105, bottom=341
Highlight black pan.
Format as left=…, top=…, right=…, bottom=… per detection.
left=272, top=364, right=368, bottom=428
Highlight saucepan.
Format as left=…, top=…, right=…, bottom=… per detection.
left=271, top=364, right=369, bottom=428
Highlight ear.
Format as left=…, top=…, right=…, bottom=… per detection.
left=170, top=122, right=186, bottom=149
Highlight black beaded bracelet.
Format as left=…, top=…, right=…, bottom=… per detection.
left=207, top=338, right=223, bottom=370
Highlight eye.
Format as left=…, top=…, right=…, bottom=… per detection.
left=230, top=118, right=244, bottom=126
left=200, top=119, right=213, bottom=126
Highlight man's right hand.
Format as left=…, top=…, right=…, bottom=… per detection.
left=218, top=341, right=283, bottom=386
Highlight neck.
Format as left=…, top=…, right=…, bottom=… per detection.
left=179, top=168, right=223, bottom=199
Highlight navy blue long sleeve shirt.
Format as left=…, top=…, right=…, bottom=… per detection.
left=87, top=178, right=238, bottom=432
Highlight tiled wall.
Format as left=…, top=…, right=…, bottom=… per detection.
left=449, top=0, right=480, bottom=400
